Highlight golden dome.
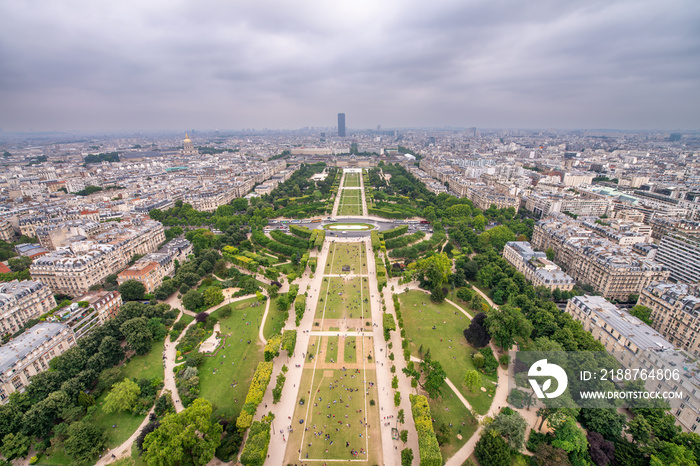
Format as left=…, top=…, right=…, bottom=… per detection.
left=184, top=133, right=191, bottom=142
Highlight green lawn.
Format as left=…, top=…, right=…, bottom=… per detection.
left=199, top=297, right=265, bottom=419
left=399, top=291, right=496, bottom=415
left=88, top=339, right=167, bottom=453
left=315, top=276, right=370, bottom=321
left=344, top=337, right=357, bottom=363
left=263, top=296, right=288, bottom=339
left=342, top=173, right=361, bottom=187
left=325, top=336, right=339, bottom=363
left=337, top=189, right=363, bottom=216
left=324, top=242, right=367, bottom=275
left=122, top=340, right=166, bottom=381
left=427, top=388, right=479, bottom=461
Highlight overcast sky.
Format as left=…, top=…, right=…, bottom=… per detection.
left=1, top=0, right=699, bottom=132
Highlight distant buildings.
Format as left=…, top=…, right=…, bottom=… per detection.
left=0, top=280, right=56, bottom=336
left=0, top=322, right=76, bottom=403
left=338, top=113, right=346, bottom=138
left=182, top=134, right=198, bottom=156
left=502, top=242, right=575, bottom=291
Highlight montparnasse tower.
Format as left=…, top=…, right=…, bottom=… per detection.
left=182, top=133, right=198, bottom=156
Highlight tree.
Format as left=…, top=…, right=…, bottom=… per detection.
left=400, top=448, right=413, bottom=466
left=587, top=431, right=615, bottom=466
left=470, top=293, right=482, bottom=311
left=1, top=432, right=31, bottom=460
left=98, top=335, right=125, bottom=367
left=203, top=286, right=224, bottom=307
left=552, top=417, right=588, bottom=454
left=630, top=305, right=653, bottom=325
left=400, top=429, right=408, bottom=443
left=182, top=289, right=204, bottom=311
left=474, top=429, right=511, bottom=466
left=419, top=354, right=447, bottom=399
left=64, top=420, right=106, bottom=464
left=580, top=408, right=627, bottom=441
left=103, top=378, right=141, bottom=414
left=534, top=443, right=571, bottom=466
left=488, top=411, right=527, bottom=450
left=120, top=317, right=153, bottom=355
left=7, top=256, right=32, bottom=272
left=417, top=253, right=452, bottom=303
left=478, top=225, right=515, bottom=251
left=119, top=279, right=146, bottom=302
left=463, top=370, right=481, bottom=392
left=648, top=440, right=696, bottom=466
left=463, top=312, right=491, bottom=347
left=485, top=305, right=532, bottom=350
left=626, top=415, right=652, bottom=445
left=142, top=398, right=222, bottom=466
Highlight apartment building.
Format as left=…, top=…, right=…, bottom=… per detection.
left=160, top=238, right=193, bottom=263
left=638, top=283, right=700, bottom=357
left=74, top=290, right=122, bottom=324
left=0, top=219, right=15, bottom=242
left=0, top=322, right=76, bottom=403
left=0, top=280, right=56, bottom=336
left=532, top=217, right=669, bottom=300
left=525, top=192, right=611, bottom=217
left=35, top=219, right=104, bottom=250
left=650, top=218, right=700, bottom=240
left=117, top=252, right=174, bottom=292
left=566, top=295, right=700, bottom=433
left=656, top=233, right=700, bottom=284
left=502, top=242, right=575, bottom=291
left=30, top=243, right=125, bottom=296
left=466, top=184, right=520, bottom=210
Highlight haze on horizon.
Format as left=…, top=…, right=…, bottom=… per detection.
left=1, top=0, right=699, bottom=133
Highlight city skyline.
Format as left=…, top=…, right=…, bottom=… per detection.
left=1, top=0, right=699, bottom=132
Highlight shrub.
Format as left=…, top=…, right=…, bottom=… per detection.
left=239, top=418, right=272, bottom=466
left=236, top=362, right=274, bottom=431
left=409, top=394, right=442, bottom=466
left=264, top=334, right=282, bottom=362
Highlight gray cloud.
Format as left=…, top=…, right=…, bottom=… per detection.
left=0, top=0, right=698, bottom=131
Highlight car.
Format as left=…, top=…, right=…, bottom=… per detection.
left=342, top=231, right=347, bottom=234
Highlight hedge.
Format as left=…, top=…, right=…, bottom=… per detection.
left=385, top=231, right=426, bottom=250
left=370, top=230, right=381, bottom=251
left=289, top=224, right=312, bottom=238
left=271, top=229, right=310, bottom=249
left=313, top=230, right=325, bottom=249
left=264, top=334, right=282, bottom=362
left=389, top=229, right=446, bottom=258
left=294, top=294, right=307, bottom=326
left=239, top=418, right=272, bottom=466
left=382, top=225, right=408, bottom=240
left=281, top=330, right=297, bottom=354
left=236, top=362, right=274, bottom=431
left=409, top=394, right=443, bottom=466
left=251, top=230, right=305, bottom=258
left=308, top=257, right=317, bottom=273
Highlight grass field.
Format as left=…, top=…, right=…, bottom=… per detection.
left=324, top=242, right=368, bottom=275
left=263, top=296, right=287, bottom=339
left=427, top=389, right=478, bottom=460
left=285, top=338, right=381, bottom=464
left=398, top=291, right=497, bottom=415
left=342, top=172, right=361, bottom=188
left=285, top=238, right=382, bottom=464
left=338, top=189, right=363, bottom=216
left=198, top=297, right=266, bottom=419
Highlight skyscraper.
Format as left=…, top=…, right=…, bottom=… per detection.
left=337, top=113, right=346, bottom=137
